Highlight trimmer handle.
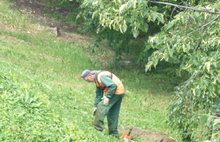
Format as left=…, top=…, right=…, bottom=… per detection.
left=127, top=126, right=133, bottom=136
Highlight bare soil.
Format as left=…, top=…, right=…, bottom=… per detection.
left=118, top=127, right=176, bottom=142
left=11, top=0, right=92, bottom=46
left=9, top=0, right=177, bottom=141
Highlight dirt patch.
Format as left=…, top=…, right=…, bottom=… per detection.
left=11, top=0, right=74, bottom=31
left=118, top=127, right=177, bottom=142
left=10, top=0, right=92, bottom=46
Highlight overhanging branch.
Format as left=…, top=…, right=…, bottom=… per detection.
left=149, top=1, right=220, bottom=15
left=186, top=15, right=220, bottom=37
left=178, top=72, right=196, bottom=87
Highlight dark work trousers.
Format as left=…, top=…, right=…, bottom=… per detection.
left=94, top=94, right=124, bottom=138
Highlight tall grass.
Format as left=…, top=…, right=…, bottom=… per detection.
left=0, top=0, right=182, bottom=141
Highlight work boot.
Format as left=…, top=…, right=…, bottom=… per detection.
left=95, top=127, right=103, bottom=132
left=109, top=133, right=119, bottom=139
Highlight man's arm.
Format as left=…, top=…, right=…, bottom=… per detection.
left=100, top=75, right=117, bottom=99
left=94, top=87, right=103, bottom=107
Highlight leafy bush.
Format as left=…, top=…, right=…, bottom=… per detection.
left=0, top=70, right=85, bottom=141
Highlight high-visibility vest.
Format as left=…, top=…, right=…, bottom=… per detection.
left=96, top=71, right=125, bottom=95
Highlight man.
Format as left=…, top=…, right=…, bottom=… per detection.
left=81, top=70, right=125, bottom=138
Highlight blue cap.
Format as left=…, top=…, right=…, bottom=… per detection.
left=81, top=70, right=96, bottom=79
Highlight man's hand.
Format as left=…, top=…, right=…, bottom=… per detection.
left=103, top=96, right=109, bottom=106
left=93, top=107, right=97, bottom=116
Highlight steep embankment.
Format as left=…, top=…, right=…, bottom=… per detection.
left=0, top=0, right=179, bottom=141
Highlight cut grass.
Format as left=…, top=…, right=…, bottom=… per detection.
left=0, top=0, right=183, bottom=141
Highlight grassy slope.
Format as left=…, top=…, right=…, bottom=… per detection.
left=0, top=0, right=182, bottom=141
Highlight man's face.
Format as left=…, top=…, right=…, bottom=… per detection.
left=84, top=74, right=95, bottom=83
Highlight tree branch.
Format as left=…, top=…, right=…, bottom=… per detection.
left=181, top=0, right=189, bottom=7
left=149, top=1, right=220, bottom=15
left=157, top=5, right=168, bottom=11
left=194, top=24, right=210, bottom=52
left=186, top=15, right=220, bottom=37
left=170, top=7, right=176, bottom=20
left=178, top=72, right=196, bottom=87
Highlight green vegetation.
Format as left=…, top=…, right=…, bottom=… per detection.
left=77, top=0, right=220, bottom=141
left=2, top=0, right=219, bottom=141
left=0, top=69, right=85, bottom=141
left=0, top=0, right=184, bottom=141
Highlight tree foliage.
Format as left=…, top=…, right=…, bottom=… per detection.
left=77, top=0, right=220, bottom=141
left=144, top=1, right=220, bottom=141
left=78, top=0, right=176, bottom=59
left=81, top=0, right=162, bottom=37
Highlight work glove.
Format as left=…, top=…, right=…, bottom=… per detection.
left=103, top=96, right=109, bottom=106
left=93, top=107, right=97, bottom=116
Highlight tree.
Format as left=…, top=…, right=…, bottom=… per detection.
left=78, top=0, right=220, bottom=141
left=144, top=1, right=220, bottom=141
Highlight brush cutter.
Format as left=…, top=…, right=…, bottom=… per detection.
left=121, top=126, right=134, bottom=142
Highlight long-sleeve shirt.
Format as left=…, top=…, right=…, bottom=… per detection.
left=94, top=71, right=125, bottom=107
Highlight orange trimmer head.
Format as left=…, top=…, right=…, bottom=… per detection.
left=121, top=126, right=134, bottom=141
